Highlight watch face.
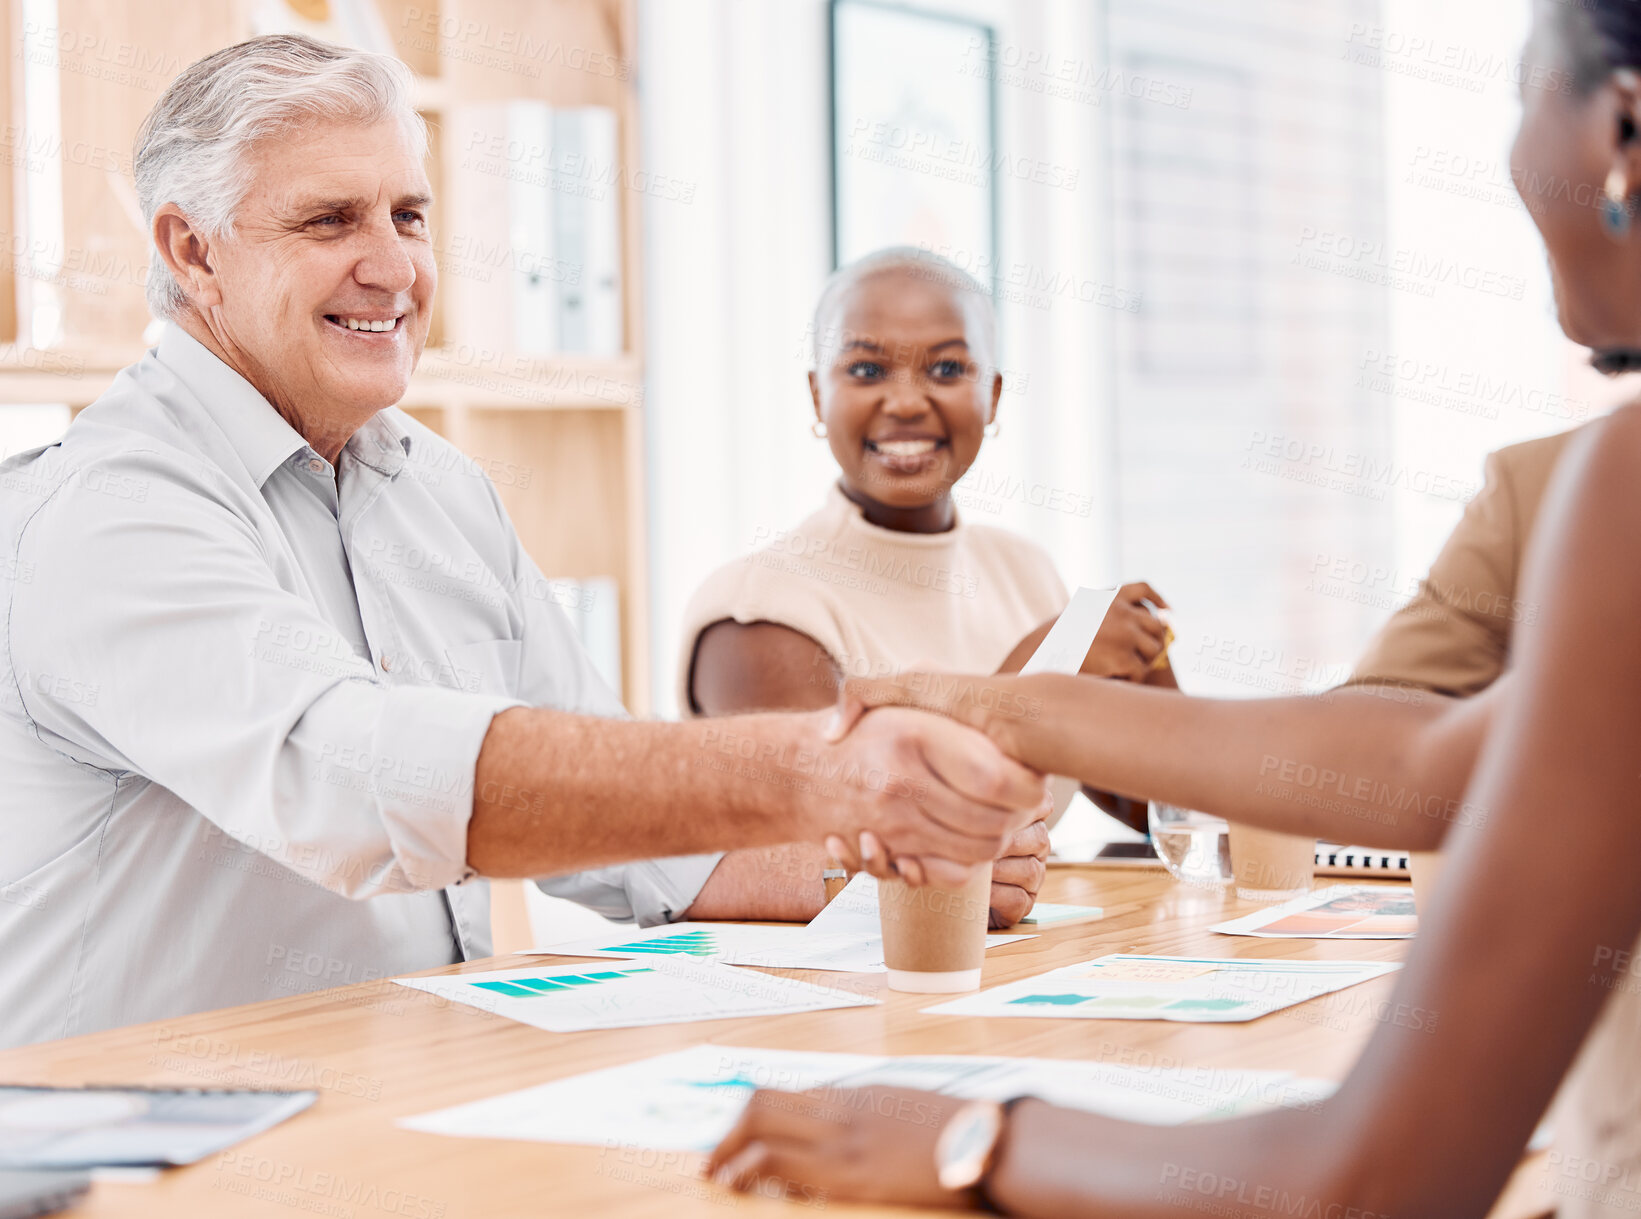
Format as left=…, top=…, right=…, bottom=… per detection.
left=936, top=1101, right=1004, bottom=1191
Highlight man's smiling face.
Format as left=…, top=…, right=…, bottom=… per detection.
left=202, top=116, right=436, bottom=437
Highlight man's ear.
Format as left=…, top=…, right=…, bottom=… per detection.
left=152, top=204, right=222, bottom=309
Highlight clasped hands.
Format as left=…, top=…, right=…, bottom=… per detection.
left=809, top=668, right=1051, bottom=927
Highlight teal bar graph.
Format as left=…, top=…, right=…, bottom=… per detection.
left=607, top=933, right=720, bottom=957
left=472, top=981, right=537, bottom=998
left=467, top=967, right=654, bottom=1000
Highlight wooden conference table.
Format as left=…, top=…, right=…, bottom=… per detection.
left=0, top=867, right=1554, bottom=1218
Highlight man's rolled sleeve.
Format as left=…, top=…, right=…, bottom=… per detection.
left=355, top=683, right=525, bottom=889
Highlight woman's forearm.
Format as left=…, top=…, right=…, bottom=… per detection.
left=987, top=1101, right=1346, bottom=1219
left=978, top=674, right=1491, bottom=848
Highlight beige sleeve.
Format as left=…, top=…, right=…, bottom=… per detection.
left=674, top=555, right=851, bottom=716
left=1346, top=450, right=1520, bottom=697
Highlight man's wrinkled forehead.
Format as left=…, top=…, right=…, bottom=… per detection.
left=238, top=121, right=433, bottom=222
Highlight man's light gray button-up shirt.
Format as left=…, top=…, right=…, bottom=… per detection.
left=0, top=325, right=720, bottom=1048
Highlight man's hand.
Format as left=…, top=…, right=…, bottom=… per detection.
left=800, top=706, right=1045, bottom=888
left=988, top=817, right=1050, bottom=928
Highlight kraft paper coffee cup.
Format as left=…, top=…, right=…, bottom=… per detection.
left=879, top=865, right=991, bottom=993
left=1227, top=824, right=1315, bottom=903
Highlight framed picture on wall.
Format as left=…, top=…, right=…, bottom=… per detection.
left=830, top=0, right=997, bottom=283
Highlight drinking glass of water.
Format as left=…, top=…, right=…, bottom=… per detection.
left=1147, top=803, right=1232, bottom=888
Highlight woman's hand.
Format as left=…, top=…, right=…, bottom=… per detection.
left=989, top=817, right=1050, bottom=928
left=705, top=1085, right=980, bottom=1209
left=1082, top=582, right=1172, bottom=681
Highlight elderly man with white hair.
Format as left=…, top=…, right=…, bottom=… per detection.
left=0, top=34, right=1045, bottom=1049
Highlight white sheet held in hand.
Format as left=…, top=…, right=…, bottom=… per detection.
left=1018, top=585, right=1121, bottom=676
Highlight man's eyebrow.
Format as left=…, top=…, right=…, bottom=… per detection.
left=290, top=197, right=366, bottom=215
left=283, top=192, right=434, bottom=215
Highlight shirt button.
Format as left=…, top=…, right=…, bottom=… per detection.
left=306, top=458, right=325, bottom=474
left=379, top=653, right=394, bottom=673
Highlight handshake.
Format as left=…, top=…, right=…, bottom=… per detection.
left=764, top=671, right=1054, bottom=907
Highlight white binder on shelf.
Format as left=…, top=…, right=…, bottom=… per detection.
left=550, top=107, right=623, bottom=356
left=508, top=101, right=558, bottom=356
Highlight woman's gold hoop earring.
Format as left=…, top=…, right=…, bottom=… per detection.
left=1604, top=167, right=1632, bottom=239
left=811, top=421, right=828, bottom=439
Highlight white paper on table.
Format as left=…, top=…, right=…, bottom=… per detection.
left=397, top=1043, right=1335, bottom=1152
left=393, top=955, right=876, bottom=1033
left=807, top=872, right=1088, bottom=940
left=804, top=872, right=884, bottom=936
left=1210, top=885, right=1417, bottom=940
left=522, top=917, right=1030, bottom=973
left=1019, top=585, right=1121, bottom=676
left=923, top=953, right=1400, bottom=1024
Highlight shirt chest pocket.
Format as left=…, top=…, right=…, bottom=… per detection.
left=443, top=639, right=523, bottom=698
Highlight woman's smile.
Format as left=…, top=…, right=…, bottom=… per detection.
left=865, top=432, right=949, bottom=474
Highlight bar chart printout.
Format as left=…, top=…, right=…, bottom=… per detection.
left=923, top=954, right=1400, bottom=1023
left=394, top=956, right=877, bottom=1032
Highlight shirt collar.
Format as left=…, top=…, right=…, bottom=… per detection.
left=344, top=406, right=412, bottom=479
left=155, top=323, right=413, bottom=488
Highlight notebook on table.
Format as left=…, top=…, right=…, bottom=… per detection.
left=0, top=1085, right=316, bottom=1170
left=0, top=1169, right=89, bottom=1218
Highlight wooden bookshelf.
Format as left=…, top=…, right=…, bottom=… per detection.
left=0, top=0, right=653, bottom=714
